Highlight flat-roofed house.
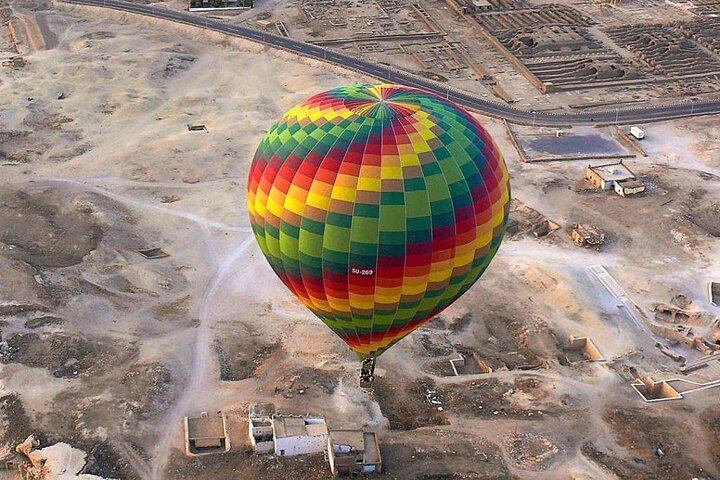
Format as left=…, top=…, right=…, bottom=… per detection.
left=585, top=161, right=645, bottom=197
left=273, top=416, right=328, bottom=457
left=184, top=412, right=230, bottom=456
left=327, top=430, right=382, bottom=476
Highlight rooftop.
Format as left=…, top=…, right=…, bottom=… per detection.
left=618, top=179, right=645, bottom=189
left=329, top=430, right=365, bottom=451
left=329, top=430, right=381, bottom=464
left=186, top=414, right=226, bottom=440
left=588, top=162, right=636, bottom=182
left=363, top=432, right=381, bottom=464
left=274, top=416, right=328, bottom=438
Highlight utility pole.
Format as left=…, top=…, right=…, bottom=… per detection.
left=614, top=108, right=619, bottom=125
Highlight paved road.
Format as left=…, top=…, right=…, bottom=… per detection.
left=64, top=0, right=720, bottom=126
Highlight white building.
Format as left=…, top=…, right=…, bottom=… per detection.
left=273, top=416, right=328, bottom=457
left=613, top=179, right=646, bottom=197
left=585, top=161, right=645, bottom=197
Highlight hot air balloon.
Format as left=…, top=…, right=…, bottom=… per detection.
left=247, top=84, right=510, bottom=384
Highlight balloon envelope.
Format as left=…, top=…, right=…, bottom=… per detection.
left=247, top=84, right=510, bottom=359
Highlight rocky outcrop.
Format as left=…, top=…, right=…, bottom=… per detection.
left=15, top=435, right=115, bottom=480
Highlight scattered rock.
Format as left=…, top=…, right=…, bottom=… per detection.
left=160, top=195, right=181, bottom=204
left=0, top=333, right=137, bottom=378
left=504, top=432, right=560, bottom=470
left=0, top=302, right=48, bottom=317
left=24, top=315, right=63, bottom=329
left=16, top=435, right=116, bottom=480
left=671, top=294, right=692, bottom=309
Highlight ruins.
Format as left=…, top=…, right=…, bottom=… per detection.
left=1, top=56, right=24, bottom=67
left=571, top=224, right=605, bottom=249
left=450, top=352, right=494, bottom=375
left=632, top=377, right=683, bottom=402
left=136, top=247, right=170, bottom=259
left=710, top=282, right=720, bottom=306
left=238, top=0, right=720, bottom=105
left=565, top=335, right=606, bottom=363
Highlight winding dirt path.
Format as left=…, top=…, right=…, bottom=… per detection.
left=150, top=234, right=254, bottom=479
left=15, top=177, right=255, bottom=480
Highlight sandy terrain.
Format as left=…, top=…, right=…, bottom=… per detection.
left=1, top=1, right=719, bottom=479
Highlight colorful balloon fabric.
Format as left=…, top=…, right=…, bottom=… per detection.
left=247, top=84, right=510, bottom=359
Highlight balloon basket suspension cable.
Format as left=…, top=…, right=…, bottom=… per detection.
left=359, top=358, right=376, bottom=388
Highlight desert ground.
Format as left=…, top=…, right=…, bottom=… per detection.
left=0, top=1, right=719, bottom=479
